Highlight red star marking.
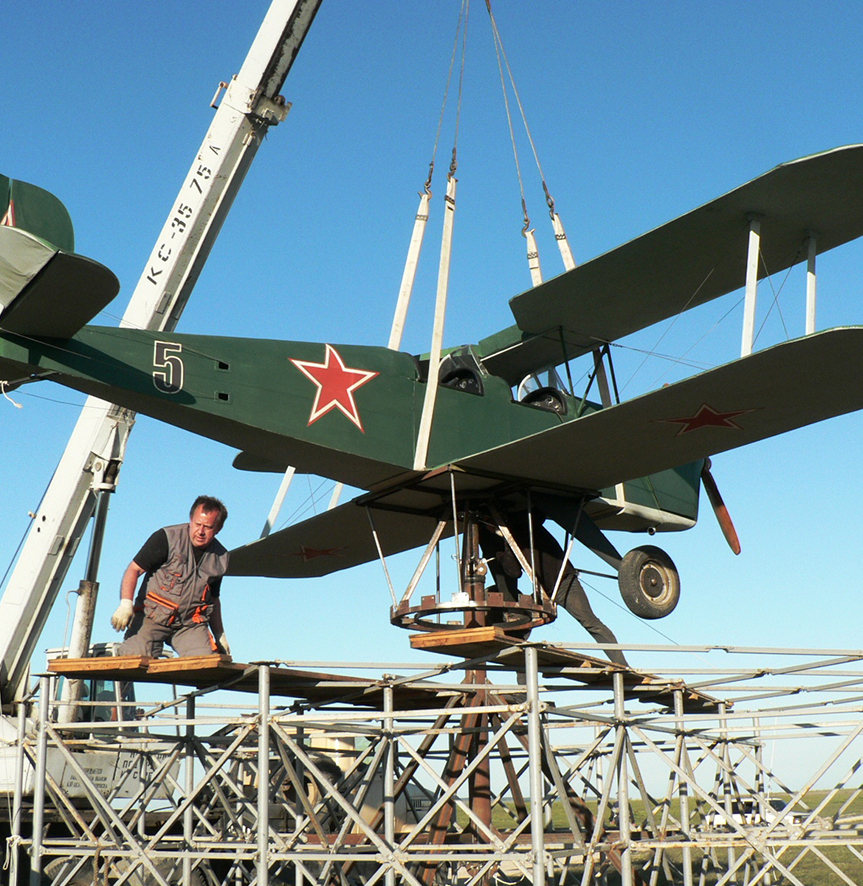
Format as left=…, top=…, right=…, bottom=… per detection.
left=290, top=344, right=378, bottom=431
left=1, top=199, right=16, bottom=227
left=293, top=545, right=346, bottom=562
left=658, top=403, right=758, bottom=436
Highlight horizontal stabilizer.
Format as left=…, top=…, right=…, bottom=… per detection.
left=228, top=495, right=448, bottom=578
left=0, top=227, right=119, bottom=338
left=461, top=327, right=863, bottom=491
left=481, top=145, right=863, bottom=382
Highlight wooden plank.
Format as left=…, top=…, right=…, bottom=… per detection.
left=49, top=655, right=149, bottom=674
left=146, top=654, right=235, bottom=674
left=410, top=626, right=524, bottom=658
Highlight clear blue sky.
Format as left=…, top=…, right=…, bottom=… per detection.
left=2, top=1, right=863, bottom=669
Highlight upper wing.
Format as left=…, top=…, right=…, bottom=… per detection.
left=460, top=327, right=863, bottom=491
left=228, top=492, right=448, bottom=578
left=479, top=145, right=863, bottom=383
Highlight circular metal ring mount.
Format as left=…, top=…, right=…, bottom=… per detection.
left=391, top=591, right=556, bottom=633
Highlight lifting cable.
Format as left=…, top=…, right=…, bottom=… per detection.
left=414, top=0, right=469, bottom=471
left=485, top=0, right=576, bottom=277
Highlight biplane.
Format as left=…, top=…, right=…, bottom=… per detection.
left=3, top=145, right=863, bottom=626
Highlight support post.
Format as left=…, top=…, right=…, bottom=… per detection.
left=525, top=646, right=546, bottom=884
left=29, top=676, right=51, bottom=886
left=10, top=701, right=27, bottom=886
left=258, top=665, right=271, bottom=886
left=674, top=690, right=693, bottom=886
left=184, top=695, right=195, bottom=886
left=741, top=216, right=761, bottom=357
left=806, top=233, right=817, bottom=335
left=613, top=671, right=633, bottom=886
left=384, top=682, right=396, bottom=886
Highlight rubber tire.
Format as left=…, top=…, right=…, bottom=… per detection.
left=618, top=545, right=680, bottom=619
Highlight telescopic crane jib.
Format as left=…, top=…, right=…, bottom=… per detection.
left=0, top=0, right=323, bottom=709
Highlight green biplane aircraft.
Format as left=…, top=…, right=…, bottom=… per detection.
left=3, top=145, right=863, bottom=624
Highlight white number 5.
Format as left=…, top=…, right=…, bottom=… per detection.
left=153, top=341, right=184, bottom=393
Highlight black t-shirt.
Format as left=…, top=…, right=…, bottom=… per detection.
left=133, top=529, right=222, bottom=598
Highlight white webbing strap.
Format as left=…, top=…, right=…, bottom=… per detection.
left=414, top=175, right=457, bottom=471
left=552, top=211, right=576, bottom=271
left=326, top=192, right=434, bottom=512
left=389, top=190, right=431, bottom=351
left=525, top=228, right=542, bottom=288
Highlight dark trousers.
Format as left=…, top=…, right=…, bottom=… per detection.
left=479, top=518, right=628, bottom=666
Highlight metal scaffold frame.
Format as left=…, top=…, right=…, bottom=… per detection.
left=8, top=644, right=863, bottom=886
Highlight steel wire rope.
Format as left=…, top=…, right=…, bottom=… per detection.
left=485, top=0, right=565, bottom=226
left=617, top=264, right=719, bottom=397
left=424, top=0, right=471, bottom=195
left=751, top=243, right=802, bottom=349
left=486, top=0, right=530, bottom=235
left=579, top=574, right=719, bottom=669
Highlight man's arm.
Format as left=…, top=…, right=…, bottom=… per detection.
left=111, top=561, right=146, bottom=631
left=120, top=562, right=146, bottom=601
left=209, top=598, right=230, bottom=656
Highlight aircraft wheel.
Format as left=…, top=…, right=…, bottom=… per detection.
left=618, top=545, right=680, bottom=619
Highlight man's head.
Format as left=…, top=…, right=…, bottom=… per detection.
left=188, top=495, right=228, bottom=548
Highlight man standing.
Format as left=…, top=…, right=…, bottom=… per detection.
left=111, top=496, right=231, bottom=658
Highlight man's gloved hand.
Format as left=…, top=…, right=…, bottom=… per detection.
left=216, top=632, right=231, bottom=657
left=111, top=600, right=134, bottom=632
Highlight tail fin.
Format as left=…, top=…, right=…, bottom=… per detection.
left=0, top=174, right=75, bottom=252
left=0, top=175, right=118, bottom=339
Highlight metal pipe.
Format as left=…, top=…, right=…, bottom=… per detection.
left=29, top=676, right=50, bottom=886
left=525, top=647, right=546, bottom=883
left=614, top=670, right=632, bottom=886
left=384, top=683, right=396, bottom=886
left=11, top=700, right=27, bottom=886
left=184, top=695, right=195, bottom=886
left=674, top=690, right=693, bottom=886
left=257, top=665, right=271, bottom=886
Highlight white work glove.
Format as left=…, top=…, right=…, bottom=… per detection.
left=216, top=632, right=231, bottom=656
left=111, top=599, right=134, bottom=632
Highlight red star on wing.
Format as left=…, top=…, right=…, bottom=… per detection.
left=293, top=545, right=346, bottom=561
left=658, top=403, right=759, bottom=436
left=290, top=344, right=378, bottom=431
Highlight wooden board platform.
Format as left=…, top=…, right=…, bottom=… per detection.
left=47, top=655, right=457, bottom=710
left=411, top=627, right=724, bottom=713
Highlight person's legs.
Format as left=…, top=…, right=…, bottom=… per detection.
left=519, top=521, right=629, bottom=667
left=170, top=623, right=217, bottom=657
left=119, top=616, right=167, bottom=658
left=555, top=573, right=628, bottom=666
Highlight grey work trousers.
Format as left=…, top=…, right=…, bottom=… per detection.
left=119, top=612, right=216, bottom=658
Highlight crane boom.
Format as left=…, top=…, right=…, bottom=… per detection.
left=0, top=0, right=322, bottom=707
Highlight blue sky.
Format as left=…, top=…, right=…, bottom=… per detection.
left=2, top=1, right=863, bottom=671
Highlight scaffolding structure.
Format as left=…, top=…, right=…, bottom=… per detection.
left=6, top=642, right=863, bottom=886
